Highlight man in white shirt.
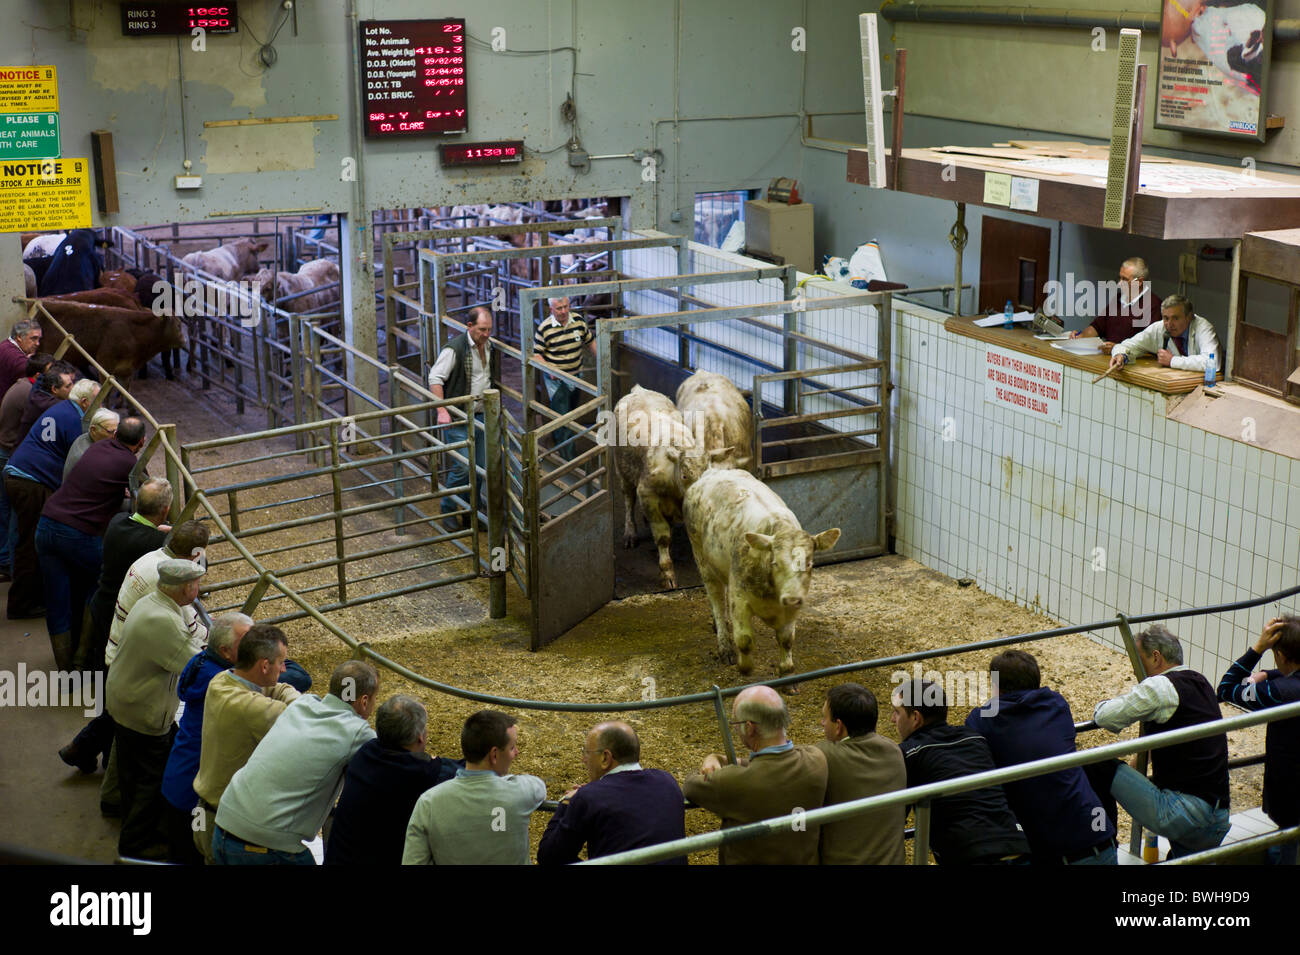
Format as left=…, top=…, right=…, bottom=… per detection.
left=1092, top=625, right=1230, bottom=859
left=427, top=307, right=495, bottom=530
left=402, top=709, right=546, bottom=865
left=1108, top=294, right=1220, bottom=375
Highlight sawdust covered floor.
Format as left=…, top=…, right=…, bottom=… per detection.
left=285, top=553, right=1268, bottom=864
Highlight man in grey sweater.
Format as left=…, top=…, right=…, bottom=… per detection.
left=212, top=660, right=378, bottom=865
left=403, top=709, right=546, bottom=865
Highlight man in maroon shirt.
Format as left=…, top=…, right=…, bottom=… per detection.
left=0, top=320, right=42, bottom=396
left=35, top=416, right=147, bottom=670
left=0, top=352, right=54, bottom=580
left=1071, top=257, right=1161, bottom=353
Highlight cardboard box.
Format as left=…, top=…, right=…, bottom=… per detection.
left=744, top=199, right=814, bottom=274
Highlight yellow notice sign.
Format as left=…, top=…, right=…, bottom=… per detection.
left=0, top=158, right=92, bottom=232
left=0, top=66, right=58, bottom=113
left=983, top=172, right=1011, bottom=206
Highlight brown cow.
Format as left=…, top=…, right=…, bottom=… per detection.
left=36, top=299, right=186, bottom=385
left=98, top=269, right=140, bottom=292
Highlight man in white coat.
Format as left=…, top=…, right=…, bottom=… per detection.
left=1108, top=293, right=1219, bottom=375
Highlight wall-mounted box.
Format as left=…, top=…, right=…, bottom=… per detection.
left=744, top=199, right=814, bottom=274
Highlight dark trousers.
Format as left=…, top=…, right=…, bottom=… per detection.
left=166, top=802, right=205, bottom=865
left=35, top=515, right=103, bottom=640
left=115, top=722, right=175, bottom=857
left=4, top=474, right=52, bottom=618
left=440, top=413, right=486, bottom=518
left=72, top=708, right=117, bottom=760
left=0, top=447, right=12, bottom=570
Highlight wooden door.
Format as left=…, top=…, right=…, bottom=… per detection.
left=979, top=216, right=1052, bottom=313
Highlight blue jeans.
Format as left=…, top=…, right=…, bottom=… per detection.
left=211, top=825, right=315, bottom=866
left=1111, top=764, right=1231, bottom=859
left=35, top=515, right=104, bottom=639
left=0, top=447, right=11, bottom=569
left=543, top=373, right=578, bottom=462
left=1070, top=844, right=1118, bottom=865
left=440, top=413, right=486, bottom=518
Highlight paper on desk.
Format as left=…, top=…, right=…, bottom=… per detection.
left=1034, top=332, right=1072, bottom=341
left=974, top=311, right=1035, bottom=328
left=983, top=172, right=1012, bottom=205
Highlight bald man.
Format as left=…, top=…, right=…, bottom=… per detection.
left=537, top=721, right=686, bottom=864
left=682, top=685, right=828, bottom=865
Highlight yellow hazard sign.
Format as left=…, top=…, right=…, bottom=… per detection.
left=0, top=66, right=58, bottom=113
left=0, top=158, right=91, bottom=232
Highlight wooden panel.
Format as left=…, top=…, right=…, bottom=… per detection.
left=944, top=316, right=1208, bottom=395
left=848, top=148, right=1300, bottom=241
left=1233, top=323, right=1290, bottom=396
left=1241, top=229, right=1300, bottom=285
left=978, top=216, right=1051, bottom=313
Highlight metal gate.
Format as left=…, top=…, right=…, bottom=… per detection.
left=521, top=391, right=614, bottom=649
left=752, top=357, right=888, bottom=561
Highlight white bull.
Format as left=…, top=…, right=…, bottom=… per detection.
left=612, top=385, right=696, bottom=589
left=685, top=468, right=839, bottom=678
left=675, top=370, right=753, bottom=486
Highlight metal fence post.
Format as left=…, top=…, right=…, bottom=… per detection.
left=711, top=684, right=738, bottom=766
left=240, top=572, right=273, bottom=616
left=329, top=419, right=348, bottom=606
left=161, top=424, right=182, bottom=522
left=912, top=800, right=932, bottom=865
left=1116, top=611, right=1152, bottom=858
left=484, top=388, right=506, bottom=619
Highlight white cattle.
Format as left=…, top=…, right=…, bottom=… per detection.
left=675, top=370, right=753, bottom=487
left=23, top=233, right=66, bottom=259
left=181, top=238, right=268, bottom=282
left=684, top=468, right=839, bottom=678
left=612, top=385, right=697, bottom=589
left=272, top=258, right=340, bottom=313
left=23, top=263, right=36, bottom=298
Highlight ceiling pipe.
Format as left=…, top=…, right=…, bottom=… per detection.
left=879, top=4, right=1300, bottom=41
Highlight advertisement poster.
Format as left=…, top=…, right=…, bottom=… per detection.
left=1155, top=0, right=1272, bottom=142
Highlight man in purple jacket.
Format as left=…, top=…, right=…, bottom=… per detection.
left=0, top=320, right=42, bottom=398
left=537, top=721, right=686, bottom=864
left=35, top=416, right=146, bottom=669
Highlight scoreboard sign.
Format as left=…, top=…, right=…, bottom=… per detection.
left=361, top=18, right=467, bottom=137
left=121, top=4, right=239, bottom=36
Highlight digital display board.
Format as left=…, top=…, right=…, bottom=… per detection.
left=439, top=141, right=523, bottom=167
left=361, top=18, right=467, bottom=137
left=121, top=4, right=239, bottom=36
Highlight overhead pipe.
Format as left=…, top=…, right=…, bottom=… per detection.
left=879, top=4, right=1300, bottom=41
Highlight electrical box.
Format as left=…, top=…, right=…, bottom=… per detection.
left=174, top=175, right=202, bottom=190
left=744, top=199, right=815, bottom=274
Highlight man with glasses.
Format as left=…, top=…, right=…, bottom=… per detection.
left=538, top=721, right=685, bottom=864
left=62, top=408, right=119, bottom=479
left=1070, top=256, right=1161, bottom=352
left=683, top=685, right=828, bottom=865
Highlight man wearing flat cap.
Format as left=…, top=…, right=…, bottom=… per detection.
left=107, top=557, right=206, bottom=860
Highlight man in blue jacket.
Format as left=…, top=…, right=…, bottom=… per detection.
left=1218, top=616, right=1300, bottom=865
left=965, top=650, right=1116, bottom=864
left=538, top=721, right=686, bottom=864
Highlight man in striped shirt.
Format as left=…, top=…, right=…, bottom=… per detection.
left=535, top=298, right=595, bottom=462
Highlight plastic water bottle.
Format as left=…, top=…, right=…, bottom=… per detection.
left=1003, top=299, right=1014, bottom=330
left=1204, top=353, right=1216, bottom=389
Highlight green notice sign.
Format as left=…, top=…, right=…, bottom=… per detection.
left=0, top=112, right=59, bottom=160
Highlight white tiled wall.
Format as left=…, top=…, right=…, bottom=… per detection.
left=893, top=301, right=1300, bottom=681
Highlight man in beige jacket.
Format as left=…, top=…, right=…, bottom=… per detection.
left=815, top=682, right=907, bottom=864
left=683, top=685, right=827, bottom=864
left=191, top=623, right=300, bottom=861
left=106, top=558, right=205, bottom=860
